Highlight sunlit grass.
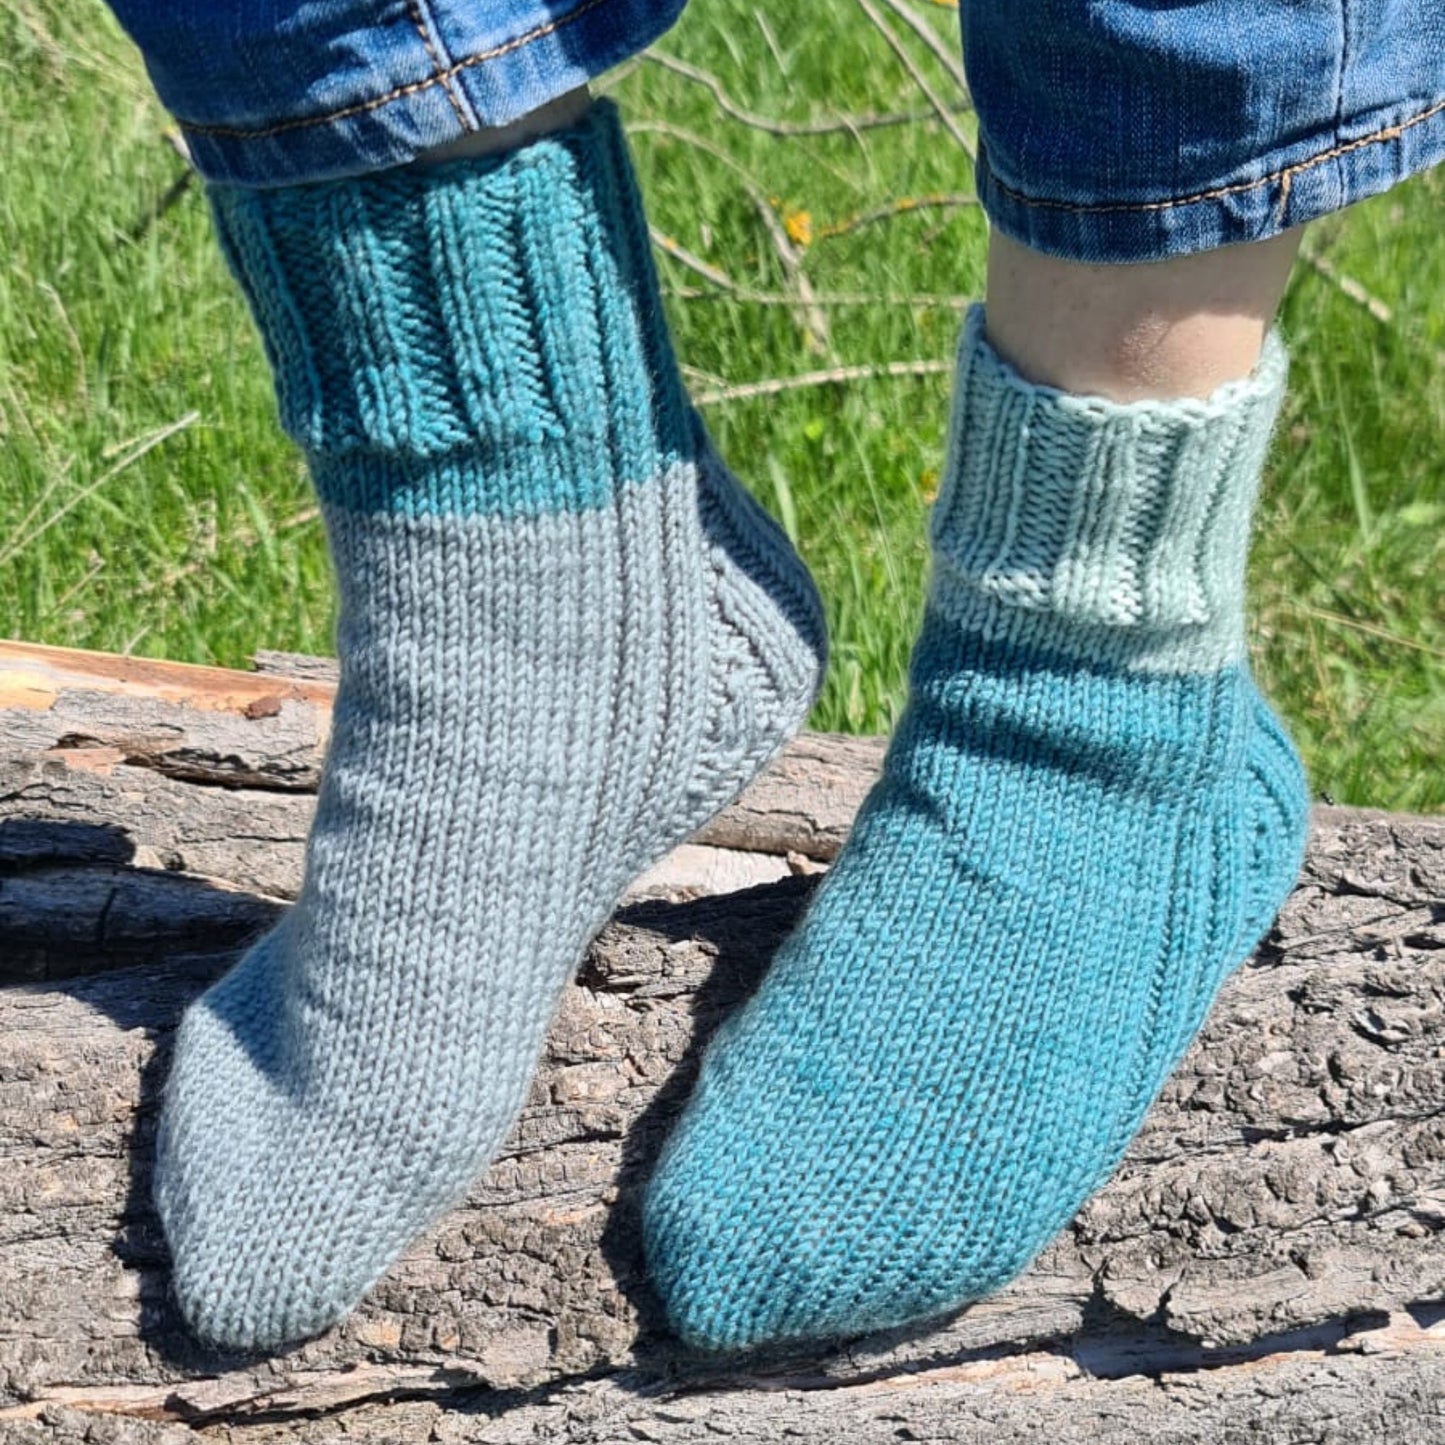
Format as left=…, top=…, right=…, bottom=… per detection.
left=2, top=0, right=1440, bottom=808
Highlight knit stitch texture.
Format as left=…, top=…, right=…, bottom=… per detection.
left=642, top=309, right=1309, bottom=1352
left=154, top=101, right=825, bottom=1349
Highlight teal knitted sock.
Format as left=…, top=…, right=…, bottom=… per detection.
left=642, top=307, right=1309, bottom=1351
left=153, top=101, right=824, bottom=1349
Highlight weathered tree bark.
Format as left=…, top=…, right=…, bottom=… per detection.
left=1, top=641, right=1442, bottom=1443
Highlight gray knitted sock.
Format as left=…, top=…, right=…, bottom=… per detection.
left=153, top=102, right=825, bottom=1349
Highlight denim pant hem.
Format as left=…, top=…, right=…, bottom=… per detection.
left=167, top=0, right=685, bottom=188
left=113, top=0, right=1445, bottom=256
left=976, top=94, right=1445, bottom=263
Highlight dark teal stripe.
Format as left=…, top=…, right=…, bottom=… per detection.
left=208, top=101, right=695, bottom=518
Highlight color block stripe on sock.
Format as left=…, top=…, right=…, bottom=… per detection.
left=927, top=307, right=1287, bottom=674
left=208, top=101, right=695, bottom=519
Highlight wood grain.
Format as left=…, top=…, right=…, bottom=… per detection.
left=1, top=643, right=1441, bottom=1441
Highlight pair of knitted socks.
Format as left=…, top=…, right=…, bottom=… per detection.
left=157, top=100, right=1307, bottom=1351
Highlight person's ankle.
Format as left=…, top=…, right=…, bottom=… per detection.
left=414, top=86, right=593, bottom=167
left=981, top=228, right=1302, bottom=402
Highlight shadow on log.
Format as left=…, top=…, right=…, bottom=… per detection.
left=1, top=641, right=1443, bottom=1443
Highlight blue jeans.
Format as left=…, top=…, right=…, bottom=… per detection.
left=108, top=0, right=1444, bottom=263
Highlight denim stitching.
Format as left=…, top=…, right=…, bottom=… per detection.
left=407, top=0, right=470, bottom=128
left=983, top=94, right=1445, bottom=216
left=1333, top=0, right=1350, bottom=153
left=178, top=0, right=612, bottom=141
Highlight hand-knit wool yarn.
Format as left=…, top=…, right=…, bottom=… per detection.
left=153, top=100, right=825, bottom=1350
left=642, top=307, right=1309, bottom=1352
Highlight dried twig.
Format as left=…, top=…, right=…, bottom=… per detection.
left=118, top=131, right=196, bottom=248
left=678, top=361, right=732, bottom=392
left=665, top=287, right=975, bottom=308
left=594, top=55, right=644, bottom=93
left=853, top=0, right=975, bottom=160
left=629, top=122, right=771, bottom=203
left=752, top=7, right=788, bottom=73
left=1297, top=605, right=1445, bottom=662
left=124, top=167, right=195, bottom=247
left=816, top=191, right=977, bottom=241
left=753, top=197, right=832, bottom=354
left=1298, top=244, right=1394, bottom=325
left=644, top=51, right=968, bottom=138
left=876, top=0, right=970, bottom=95
left=649, top=227, right=740, bottom=290
left=631, top=121, right=830, bottom=351
left=694, top=358, right=952, bottom=405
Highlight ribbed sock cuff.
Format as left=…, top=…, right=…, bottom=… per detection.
left=207, top=99, right=695, bottom=516
left=928, top=306, right=1288, bottom=672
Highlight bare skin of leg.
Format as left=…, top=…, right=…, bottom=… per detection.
left=984, top=227, right=1304, bottom=402
left=421, top=94, right=1300, bottom=403
left=416, top=86, right=592, bottom=165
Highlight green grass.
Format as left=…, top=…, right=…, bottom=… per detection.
left=2, top=0, right=1441, bottom=809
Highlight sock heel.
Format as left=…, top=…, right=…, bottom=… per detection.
left=1240, top=685, right=1310, bottom=941
left=682, top=439, right=827, bottom=822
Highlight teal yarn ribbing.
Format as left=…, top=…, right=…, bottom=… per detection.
left=153, top=101, right=825, bottom=1349
left=206, top=102, right=692, bottom=519
left=642, top=308, right=1309, bottom=1352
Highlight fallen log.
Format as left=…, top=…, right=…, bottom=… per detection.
left=0, top=640, right=1442, bottom=1443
